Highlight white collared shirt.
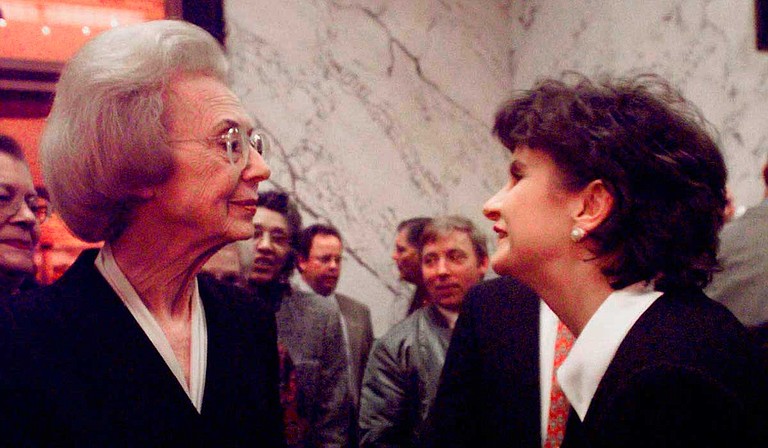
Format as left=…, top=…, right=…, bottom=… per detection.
left=558, top=283, right=662, bottom=421
left=94, top=243, right=208, bottom=413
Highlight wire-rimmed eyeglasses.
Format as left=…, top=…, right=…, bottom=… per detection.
left=0, top=190, right=50, bottom=224
left=170, top=126, right=270, bottom=168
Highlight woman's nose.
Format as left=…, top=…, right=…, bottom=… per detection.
left=482, top=191, right=502, bottom=221
left=241, top=149, right=271, bottom=184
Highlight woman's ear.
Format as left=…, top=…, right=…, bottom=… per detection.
left=573, top=179, right=614, bottom=233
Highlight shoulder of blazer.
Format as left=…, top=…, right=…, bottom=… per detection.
left=2, top=248, right=120, bottom=331
left=196, top=274, right=279, bottom=342
left=720, top=203, right=768, bottom=238
left=284, top=289, right=338, bottom=315
left=583, top=290, right=768, bottom=445
left=336, top=293, right=371, bottom=317
left=277, top=290, right=340, bottom=338
left=462, top=276, right=539, bottom=321
left=592, top=288, right=764, bottom=410
left=744, top=201, right=768, bottom=218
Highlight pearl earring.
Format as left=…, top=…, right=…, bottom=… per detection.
left=570, top=227, right=586, bottom=242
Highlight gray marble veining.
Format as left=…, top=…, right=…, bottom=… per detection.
left=227, top=0, right=768, bottom=335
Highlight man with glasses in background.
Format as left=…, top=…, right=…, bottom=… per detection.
left=296, top=224, right=374, bottom=446
left=0, top=134, right=49, bottom=297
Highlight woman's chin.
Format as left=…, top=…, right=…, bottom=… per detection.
left=490, top=251, right=515, bottom=276
left=0, top=254, right=36, bottom=279
left=222, top=220, right=255, bottom=242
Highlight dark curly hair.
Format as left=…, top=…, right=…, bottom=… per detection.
left=493, top=73, right=727, bottom=292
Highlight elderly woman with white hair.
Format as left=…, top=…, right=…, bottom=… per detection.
left=0, top=20, right=284, bottom=446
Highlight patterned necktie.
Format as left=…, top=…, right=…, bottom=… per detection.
left=544, top=320, right=575, bottom=448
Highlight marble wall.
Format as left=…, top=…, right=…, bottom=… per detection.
left=225, top=0, right=768, bottom=336
left=225, top=0, right=516, bottom=335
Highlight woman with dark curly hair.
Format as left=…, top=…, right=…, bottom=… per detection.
left=483, top=73, right=768, bottom=447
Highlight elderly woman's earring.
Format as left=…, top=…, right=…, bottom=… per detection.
left=570, top=227, right=586, bottom=242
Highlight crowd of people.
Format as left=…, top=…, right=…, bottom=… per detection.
left=1, top=19, right=767, bottom=447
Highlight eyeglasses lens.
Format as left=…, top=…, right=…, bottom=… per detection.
left=0, top=196, right=50, bottom=224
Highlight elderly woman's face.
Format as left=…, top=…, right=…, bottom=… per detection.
left=0, top=153, right=40, bottom=278
left=157, top=74, right=270, bottom=245
left=482, top=146, right=578, bottom=281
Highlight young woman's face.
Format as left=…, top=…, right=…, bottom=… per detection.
left=483, top=146, right=580, bottom=284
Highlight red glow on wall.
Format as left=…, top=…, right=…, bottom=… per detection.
left=1, top=1, right=170, bottom=278
left=0, top=0, right=166, bottom=62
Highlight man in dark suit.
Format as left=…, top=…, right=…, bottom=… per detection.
left=296, top=224, right=374, bottom=444
left=423, top=276, right=543, bottom=448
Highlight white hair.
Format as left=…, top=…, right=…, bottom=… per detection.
left=40, top=20, right=229, bottom=242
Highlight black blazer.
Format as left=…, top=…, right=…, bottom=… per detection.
left=423, top=277, right=542, bottom=448
left=562, top=288, right=768, bottom=448
left=0, top=249, right=285, bottom=447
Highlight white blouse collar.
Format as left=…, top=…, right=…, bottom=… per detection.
left=94, top=243, right=208, bottom=413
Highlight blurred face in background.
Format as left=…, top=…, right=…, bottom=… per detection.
left=250, top=207, right=291, bottom=284
left=298, top=234, right=342, bottom=296
left=201, top=242, right=242, bottom=285
left=0, top=153, right=42, bottom=283
left=421, top=230, right=487, bottom=312
left=392, top=228, right=421, bottom=284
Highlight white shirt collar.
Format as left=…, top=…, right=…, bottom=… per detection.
left=94, top=243, right=208, bottom=413
left=294, top=275, right=314, bottom=294
left=295, top=275, right=338, bottom=302
left=558, top=283, right=662, bottom=421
